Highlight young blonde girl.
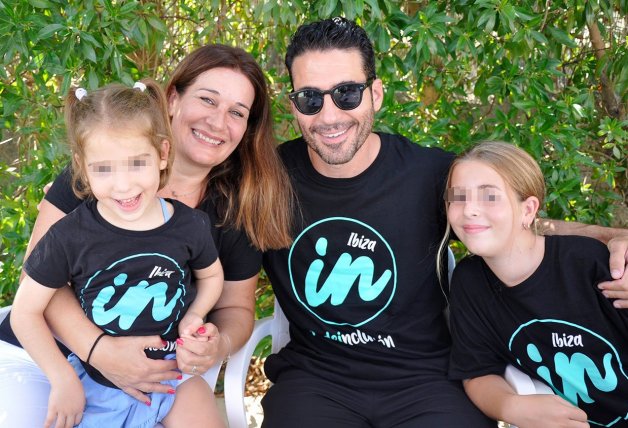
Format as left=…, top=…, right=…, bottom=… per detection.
left=445, top=141, right=628, bottom=428
left=11, top=80, right=225, bottom=428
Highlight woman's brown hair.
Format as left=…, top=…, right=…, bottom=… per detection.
left=166, top=44, right=294, bottom=251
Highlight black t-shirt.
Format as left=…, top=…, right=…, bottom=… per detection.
left=449, top=235, right=628, bottom=427
left=0, top=167, right=262, bottom=347
left=22, top=198, right=218, bottom=386
left=263, top=133, right=455, bottom=390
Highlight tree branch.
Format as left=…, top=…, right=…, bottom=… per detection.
left=586, top=19, right=623, bottom=119
left=540, top=0, right=551, bottom=32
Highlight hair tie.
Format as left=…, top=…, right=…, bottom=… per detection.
left=133, top=81, right=147, bottom=92
left=75, top=88, right=87, bottom=101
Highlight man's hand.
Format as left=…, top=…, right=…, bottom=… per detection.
left=598, top=235, right=628, bottom=308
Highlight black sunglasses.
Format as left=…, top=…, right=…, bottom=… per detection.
left=288, top=79, right=374, bottom=115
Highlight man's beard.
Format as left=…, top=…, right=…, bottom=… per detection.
left=301, top=110, right=374, bottom=166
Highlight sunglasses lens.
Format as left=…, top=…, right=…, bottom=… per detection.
left=332, top=84, right=363, bottom=109
left=294, top=90, right=323, bottom=115
left=290, top=81, right=370, bottom=115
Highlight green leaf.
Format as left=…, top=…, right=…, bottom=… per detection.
left=530, top=30, right=548, bottom=45
left=373, top=25, right=390, bottom=52
left=28, top=0, right=52, bottom=8
left=341, top=0, right=356, bottom=20
left=36, top=24, right=65, bottom=40
left=88, top=69, right=98, bottom=88
left=119, top=1, right=138, bottom=15
left=81, top=42, right=97, bottom=63
left=612, top=146, right=621, bottom=159
left=500, top=4, right=517, bottom=33
left=546, top=26, right=577, bottom=48
left=364, top=0, right=382, bottom=19
left=78, top=31, right=100, bottom=46
left=318, top=0, right=338, bottom=18
left=147, top=16, right=167, bottom=33
left=61, top=73, right=72, bottom=95
left=512, top=100, right=536, bottom=111
left=514, top=7, right=535, bottom=21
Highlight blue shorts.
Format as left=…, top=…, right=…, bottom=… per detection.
left=68, top=353, right=178, bottom=428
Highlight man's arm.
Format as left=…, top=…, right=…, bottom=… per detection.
left=538, top=218, right=626, bottom=245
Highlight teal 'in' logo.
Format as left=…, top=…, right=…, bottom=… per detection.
left=288, top=217, right=397, bottom=327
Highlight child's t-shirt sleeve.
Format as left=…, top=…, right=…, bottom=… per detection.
left=448, top=258, right=508, bottom=380
left=23, top=225, right=72, bottom=289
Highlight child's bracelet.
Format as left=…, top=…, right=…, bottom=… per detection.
left=86, top=332, right=107, bottom=365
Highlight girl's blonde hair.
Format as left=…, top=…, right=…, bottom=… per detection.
left=65, top=78, right=174, bottom=199
left=437, top=141, right=545, bottom=285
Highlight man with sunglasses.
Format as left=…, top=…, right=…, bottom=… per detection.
left=261, top=17, right=496, bottom=427
left=261, top=17, right=628, bottom=428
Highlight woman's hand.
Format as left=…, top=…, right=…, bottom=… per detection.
left=89, top=335, right=181, bottom=404
left=176, top=322, right=223, bottom=375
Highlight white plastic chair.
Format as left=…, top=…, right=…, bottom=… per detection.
left=223, top=297, right=290, bottom=427
left=504, top=364, right=553, bottom=395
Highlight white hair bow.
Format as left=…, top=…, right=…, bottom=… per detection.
left=133, top=81, right=147, bottom=92
left=75, top=88, right=87, bottom=101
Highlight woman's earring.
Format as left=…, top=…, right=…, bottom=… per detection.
left=522, top=222, right=530, bottom=230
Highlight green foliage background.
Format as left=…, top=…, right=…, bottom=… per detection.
left=1, top=0, right=627, bottom=310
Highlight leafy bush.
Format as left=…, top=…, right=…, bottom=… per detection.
left=1, top=0, right=626, bottom=306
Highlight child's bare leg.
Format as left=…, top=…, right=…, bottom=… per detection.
left=161, top=376, right=226, bottom=428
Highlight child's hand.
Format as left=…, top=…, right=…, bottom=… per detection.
left=177, top=312, right=208, bottom=340
left=175, top=319, right=220, bottom=375
left=45, top=375, right=85, bottom=428
left=509, top=394, right=589, bottom=428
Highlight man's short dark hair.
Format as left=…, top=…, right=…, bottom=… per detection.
left=285, top=17, right=376, bottom=85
